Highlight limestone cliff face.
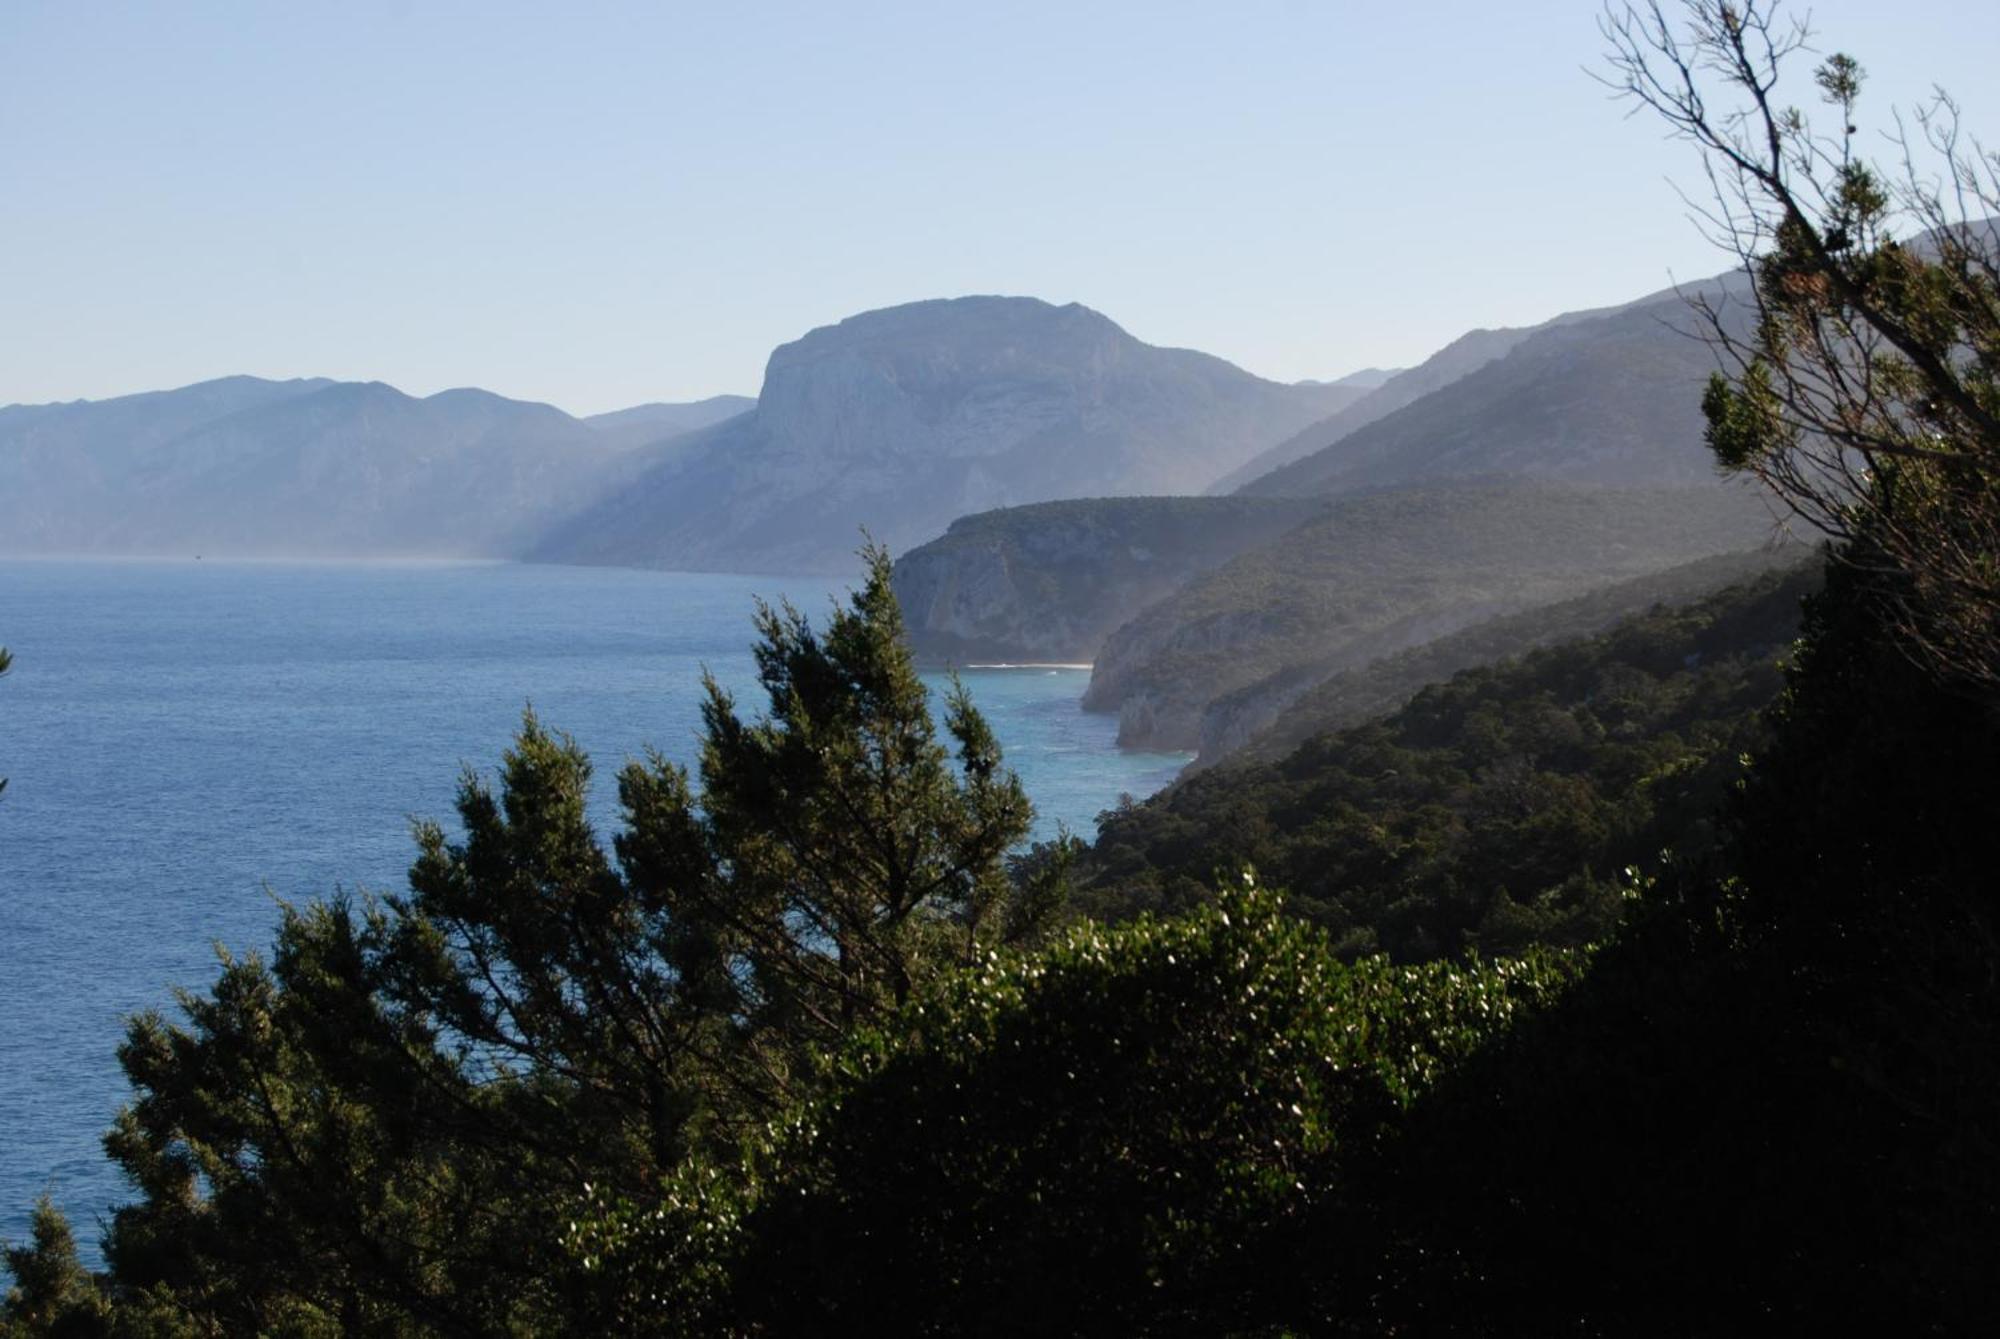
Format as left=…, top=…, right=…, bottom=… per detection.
left=531, top=297, right=1357, bottom=575
left=890, top=496, right=1326, bottom=665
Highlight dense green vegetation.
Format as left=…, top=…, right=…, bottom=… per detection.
left=1332, top=544, right=2000, bottom=1336
left=1210, top=544, right=1808, bottom=764
left=1084, top=561, right=1817, bottom=959
left=567, top=889, right=1581, bottom=1335
left=23, top=494, right=1994, bottom=1333
left=10, top=7, right=2000, bottom=1333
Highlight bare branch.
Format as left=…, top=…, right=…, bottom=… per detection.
left=1604, top=0, right=2000, bottom=700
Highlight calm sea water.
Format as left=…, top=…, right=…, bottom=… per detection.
left=0, top=559, right=1186, bottom=1259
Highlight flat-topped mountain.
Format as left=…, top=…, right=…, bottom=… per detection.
left=531, top=297, right=1364, bottom=575
left=0, top=377, right=727, bottom=558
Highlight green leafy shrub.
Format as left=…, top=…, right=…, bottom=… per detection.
left=575, top=884, right=1581, bottom=1336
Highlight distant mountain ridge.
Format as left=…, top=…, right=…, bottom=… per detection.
left=1208, top=328, right=1545, bottom=493
left=531, top=296, right=1364, bottom=575
left=1213, top=277, right=1722, bottom=497
left=1235, top=274, right=1749, bottom=498
left=1296, top=367, right=1400, bottom=391
left=584, top=395, right=754, bottom=450
left=0, top=377, right=740, bottom=558
left=2, top=267, right=1764, bottom=578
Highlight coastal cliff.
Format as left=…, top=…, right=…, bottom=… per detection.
left=891, top=496, right=1325, bottom=664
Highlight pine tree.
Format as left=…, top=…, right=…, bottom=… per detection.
left=23, top=545, right=1058, bottom=1333
left=2, top=1198, right=107, bottom=1336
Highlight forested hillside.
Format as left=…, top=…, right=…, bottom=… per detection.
left=1083, top=563, right=1817, bottom=959
left=1209, top=317, right=1576, bottom=494
left=885, top=277, right=1762, bottom=680
left=1203, top=544, right=1809, bottom=763
left=1082, top=479, right=1775, bottom=752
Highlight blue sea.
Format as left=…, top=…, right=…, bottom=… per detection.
left=0, top=559, right=1186, bottom=1259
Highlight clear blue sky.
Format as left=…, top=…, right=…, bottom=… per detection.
left=4, top=1, right=1995, bottom=415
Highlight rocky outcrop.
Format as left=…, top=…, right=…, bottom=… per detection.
left=530, top=297, right=1361, bottom=575
left=891, top=496, right=1326, bottom=664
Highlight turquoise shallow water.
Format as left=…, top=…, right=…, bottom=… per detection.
left=0, top=559, right=1186, bottom=1259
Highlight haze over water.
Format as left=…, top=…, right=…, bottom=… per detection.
left=0, top=559, right=1186, bottom=1256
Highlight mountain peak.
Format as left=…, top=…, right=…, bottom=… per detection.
left=310, top=379, right=414, bottom=406
left=770, top=296, right=1128, bottom=367
left=535, top=297, right=1347, bottom=574
left=0, top=374, right=337, bottom=414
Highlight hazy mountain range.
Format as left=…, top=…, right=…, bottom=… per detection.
left=888, top=269, right=1779, bottom=761
left=1234, top=276, right=1745, bottom=498
left=2, top=299, right=1369, bottom=570
left=582, top=396, right=755, bottom=450
left=3, top=270, right=1753, bottom=576
left=1205, top=327, right=1546, bottom=494
left=0, top=377, right=745, bottom=558
left=529, top=297, right=1364, bottom=574
left=5, top=270, right=1789, bottom=768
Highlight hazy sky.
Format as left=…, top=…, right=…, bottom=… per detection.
left=4, top=0, right=1995, bottom=415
